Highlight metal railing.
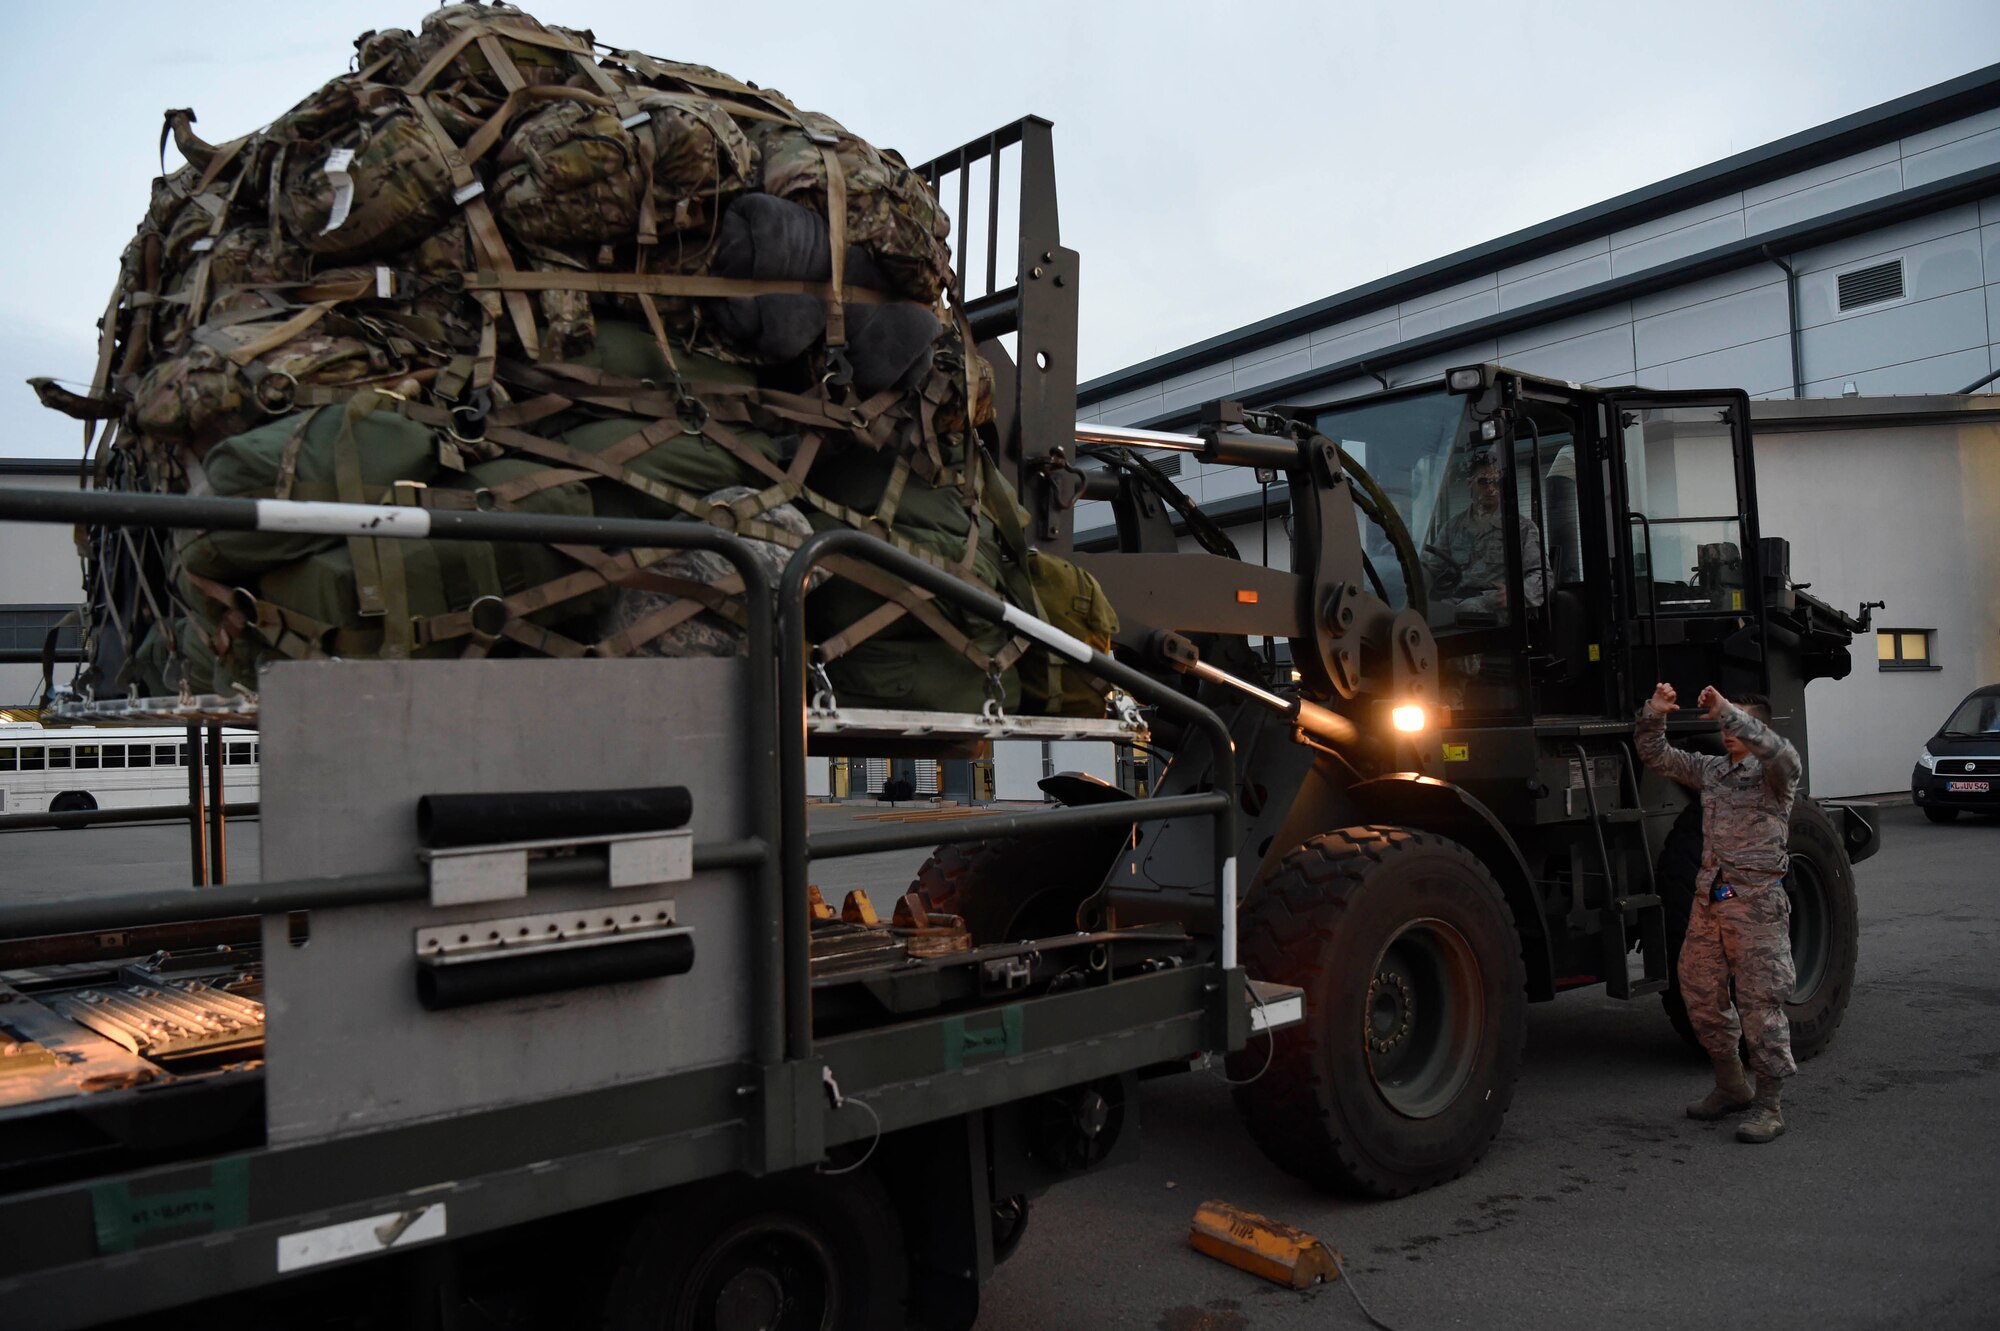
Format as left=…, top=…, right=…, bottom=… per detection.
left=0, top=485, right=783, bottom=1065
left=0, top=484, right=1245, bottom=1077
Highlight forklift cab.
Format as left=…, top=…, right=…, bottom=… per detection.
left=1306, top=366, right=1770, bottom=726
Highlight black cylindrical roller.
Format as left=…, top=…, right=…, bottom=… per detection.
left=417, top=787, right=692, bottom=849
left=415, top=932, right=694, bottom=1011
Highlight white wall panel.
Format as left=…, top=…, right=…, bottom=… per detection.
left=1803, top=346, right=1992, bottom=397
left=1743, top=143, right=1901, bottom=207
left=1629, top=264, right=1781, bottom=320
left=1633, top=280, right=1788, bottom=367
left=1398, top=289, right=1499, bottom=342
left=1498, top=236, right=1610, bottom=284
left=1163, top=359, right=1233, bottom=396
left=1799, top=287, right=1988, bottom=381
left=1385, top=343, right=1499, bottom=386
left=1497, top=325, right=1637, bottom=385
left=1795, top=230, right=1985, bottom=329
left=1308, top=315, right=1399, bottom=367
left=1790, top=204, right=1981, bottom=276
left=1609, top=192, right=1743, bottom=248
left=1758, top=416, right=2000, bottom=796
left=1497, top=302, right=1633, bottom=357
left=1161, top=369, right=1233, bottom=414
left=1902, top=107, right=2000, bottom=157
left=1233, top=332, right=1312, bottom=371
left=1902, top=125, right=2000, bottom=189
left=1398, top=273, right=1496, bottom=315
left=1640, top=334, right=1795, bottom=396
left=1234, top=345, right=1312, bottom=393
left=1744, top=162, right=1904, bottom=236
left=1611, top=212, right=1746, bottom=277
left=1497, top=251, right=1615, bottom=311
left=1099, top=391, right=1164, bottom=426
left=1983, top=194, right=2000, bottom=227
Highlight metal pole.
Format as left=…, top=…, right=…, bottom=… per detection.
left=185, top=723, right=207, bottom=888
left=206, top=723, right=226, bottom=885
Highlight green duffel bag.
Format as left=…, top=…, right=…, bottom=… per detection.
left=181, top=405, right=442, bottom=580
left=568, top=318, right=760, bottom=387
left=1019, top=549, right=1120, bottom=718
left=822, top=636, right=1020, bottom=715
left=244, top=534, right=581, bottom=665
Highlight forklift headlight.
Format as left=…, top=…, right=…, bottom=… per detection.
left=1446, top=366, right=1485, bottom=394
left=1392, top=704, right=1428, bottom=734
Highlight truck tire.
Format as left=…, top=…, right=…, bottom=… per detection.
left=603, top=1169, right=907, bottom=1331
left=1229, top=826, right=1526, bottom=1199
left=49, top=792, right=97, bottom=815
left=1656, top=799, right=1859, bottom=1061
left=910, top=826, right=1127, bottom=943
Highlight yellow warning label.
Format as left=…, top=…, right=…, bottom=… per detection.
left=1731, top=590, right=1744, bottom=610
left=1588, top=643, right=1601, bottom=661
left=1442, top=743, right=1470, bottom=762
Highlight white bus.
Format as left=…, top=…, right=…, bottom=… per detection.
left=0, top=722, right=260, bottom=816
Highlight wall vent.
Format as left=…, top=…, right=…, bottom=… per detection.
left=1837, top=259, right=1904, bottom=312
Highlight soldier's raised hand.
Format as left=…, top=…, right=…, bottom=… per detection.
left=1697, top=685, right=1725, bottom=718
left=1648, top=682, right=1677, bottom=714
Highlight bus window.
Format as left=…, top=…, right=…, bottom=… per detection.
left=75, top=745, right=100, bottom=770
left=128, top=745, right=151, bottom=768
left=227, top=742, right=252, bottom=765
left=102, top=745, right=126, bottom=769
left=154, top=744, right=179, bottom=766
left=0, top=747, right=14, bottom=772
left=48, top=747, right=72, bottom=769
left=21, top=747, right=44, bottom=771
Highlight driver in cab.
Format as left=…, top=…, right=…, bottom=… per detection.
left=1422, top=452, right=1547, bottom=628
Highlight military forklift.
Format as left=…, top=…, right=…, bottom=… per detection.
left=923, top=131, right=1883, bottom=1199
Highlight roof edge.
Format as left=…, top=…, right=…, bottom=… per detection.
left=1081, top=59, right=2000, bottom=405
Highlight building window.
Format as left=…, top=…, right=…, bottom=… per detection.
left=1877, top=628, right=1936, bottom=671
left=0, top=605, right=83, bottom=654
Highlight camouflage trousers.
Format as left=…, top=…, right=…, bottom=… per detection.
left=1679, top=880, right=1797, bottom=1079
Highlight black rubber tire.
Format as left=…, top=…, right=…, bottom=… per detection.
left=1228, top=826, right=1527, bottom=1199
left=1923, top=806, right=1959, bottom=824
left=49, top=792, right=97, bottom=816
left=602, top=1170, right=907, bottom=1331
left=910, top=826, right=1127, bottom=944
left=1657, top=799, right=1860, bottom=1062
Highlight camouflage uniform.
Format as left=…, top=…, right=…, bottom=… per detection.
left=1635, top=700, right=1801, bottom=1079
left=1422, top=506, right=1547, bottom=624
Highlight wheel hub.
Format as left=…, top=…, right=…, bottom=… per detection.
left=713, top=1268, right=785, bottom=1331
left=1367, top=970, right=1413, bottom=1055
left=1361, top=918, right=1484, bottom=1120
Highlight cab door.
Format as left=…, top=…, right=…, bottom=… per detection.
left=1606, top=390, right=1768, bottom=708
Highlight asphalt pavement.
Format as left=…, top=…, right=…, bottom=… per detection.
left=978, top=804, right=2000, bottom=1331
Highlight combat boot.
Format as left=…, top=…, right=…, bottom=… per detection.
left=1736, top=1075, right=1786, bottom=1143
left=1686, top=1054, right=1754, bottom=1120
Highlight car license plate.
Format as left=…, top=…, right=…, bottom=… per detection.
left=1946, top=780, right=1990, bottom=793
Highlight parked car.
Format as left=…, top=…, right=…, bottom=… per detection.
left=1911, top=684, right=2000, bottom=822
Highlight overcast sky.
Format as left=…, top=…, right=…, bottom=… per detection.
left=1, top=0, right=1994, bottom=459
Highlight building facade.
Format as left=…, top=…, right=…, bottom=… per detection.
left=0, top=460, right=84, bottom=706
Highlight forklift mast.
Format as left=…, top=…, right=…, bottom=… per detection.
left=917, top=118, right=1081, bottom=554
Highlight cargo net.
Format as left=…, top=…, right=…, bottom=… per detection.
left=37, top=3, right=1117, bottom=720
